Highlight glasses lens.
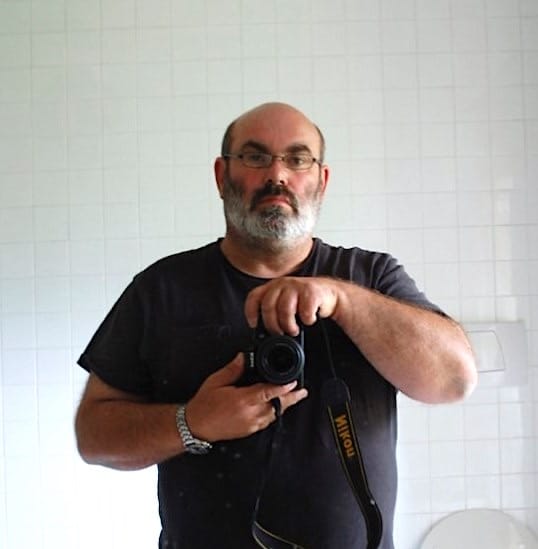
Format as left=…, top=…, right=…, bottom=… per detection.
left=242, top=152, right=271, bottom=168
left=284, top=153, right=314, bottom=170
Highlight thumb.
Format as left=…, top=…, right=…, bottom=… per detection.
left=204, top=353, right=245, bottom=388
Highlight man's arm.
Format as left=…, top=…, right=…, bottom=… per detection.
left=75, top=373, right=183, bottom=470
left=244, top=277, right=477, bottom=404
left=75, top=354, right=308, bottom=471
left=330, top=280, right=477, bottom=403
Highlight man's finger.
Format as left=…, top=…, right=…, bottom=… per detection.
left=259, top=381, right=297, bottom=403
left=244, top=286, right=264, bottom=328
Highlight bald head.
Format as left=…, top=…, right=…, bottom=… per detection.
left=220, top=102, right=325, bottom=163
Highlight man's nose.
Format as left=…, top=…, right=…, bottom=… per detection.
left=264, top=156, right=289, bottom=184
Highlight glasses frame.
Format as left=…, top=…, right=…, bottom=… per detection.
left=223, top=151, right=321, bottom=171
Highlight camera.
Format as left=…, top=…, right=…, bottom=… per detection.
left=243, top=322, right=305, bottom=388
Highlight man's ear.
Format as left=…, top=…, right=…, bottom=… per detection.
left=214, top=157, right=226, bottom=199
left=319, top=164, right=330, bottom=196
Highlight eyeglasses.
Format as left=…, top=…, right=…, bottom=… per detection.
left=223, top=151, right=321, bottom=171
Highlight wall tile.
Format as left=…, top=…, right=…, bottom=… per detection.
left=34, top=242, right=67, bottom=277
left=490, top=52, right=524, bottom=87
left=384, top=89, right=419, bottom=123
left=501, top=438, right=535, bottom=473
left=455, top=87, right=489, bottom=121
left=381, top=21, right=417, bottom=54
left=465, top=439, right=501, bottom=474
left=485, top=0, right=520, bottom=17
left=346, top=21, right=381, bottom=55
left=429, top=404, right=465, bottom=441
left=397, top=442, right=431, bottom=479
left=1, top=313, right=36, bottom=349
left=466, top=474, right=501, bottom=507
left=104, top=239, right=141, bottom=275
left=431, top=476, right=466, bottom=512
left=417, top=19, right=451, bottom=52
left=170, top=0, right=205, bottom=26
left=430, top=440, right=465, bottom=476
left=500, top=402, right=534, bottom=438
left=1, top=278, right=35, bottom=313
left=465, top=403, right=500, bottom=439
left=35, top=276, right=70, bottom=312
left=418, top=53, right=453, bottom=87
left=420, top=89, right=455, bottom=123
left=34, top=206, right=69, bottom=241
left=1, top=349, right=36, bottom=385
left=398, top=404, right=430, bottom=442
left=453, top=20, right=487, bottom=52
left=69, top=205, right=105, bottom=240
left=36, top=312, right=71, bottom=347
left=0, top=34, right=31, bottom=68
left=242, top=58, right=278, bottom=94
left=502, top=474, right=536, bottom=508
left=36, top=348, right=72, bottom=386
left=424, top=263, right=460, bottom=298
left=69, top=240, right=105, bottom=275
left=102, top=133, right=136, bottom=169
left=453, top=53, right=488, bottom=87
left=398, top=478, right=432, bottom=513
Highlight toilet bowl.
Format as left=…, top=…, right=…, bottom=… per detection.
left=420, top=509, right=538, bottom=549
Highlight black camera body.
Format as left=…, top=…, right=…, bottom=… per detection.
left=243, top=323, right=305, bottom=388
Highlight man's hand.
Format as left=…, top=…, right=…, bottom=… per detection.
left=185, top=353, right=309, bottom=443
left=244, top=276, right=339, bottom=336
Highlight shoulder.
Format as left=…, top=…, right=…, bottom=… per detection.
left=313, top=238, right=398, bottom=280
left=136, top=241, right=219, bottom=282
left=120, top=241, right=223, bottom=307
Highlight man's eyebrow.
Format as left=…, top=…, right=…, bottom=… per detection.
left=239, top=140, right=270, bottom=152
left=239, top=140, right=313, bottom=154
left=285, top=143, right=313, bottom=154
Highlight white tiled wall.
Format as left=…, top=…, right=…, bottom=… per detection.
left=0, top=0, right=537, bottom=548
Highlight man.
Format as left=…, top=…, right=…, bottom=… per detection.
left=75, top=102, right=477, bottom=548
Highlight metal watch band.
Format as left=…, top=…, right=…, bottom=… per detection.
left=175, top=404, right=212, bottom=455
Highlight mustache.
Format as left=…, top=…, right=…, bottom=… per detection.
left=250, top=182, right=299, bottom=212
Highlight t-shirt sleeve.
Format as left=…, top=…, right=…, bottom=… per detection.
left=368, top=252, right=444, bottom=315
left=77, top=278, right=153, bottom=396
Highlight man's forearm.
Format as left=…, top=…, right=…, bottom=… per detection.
left=75, top=399, right=183, bottom=471
left=331, top=281, right=477, bottom=404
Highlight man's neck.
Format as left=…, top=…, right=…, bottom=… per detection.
left=219, top=233, right=315, bottom=279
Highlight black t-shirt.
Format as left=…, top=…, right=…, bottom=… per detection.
left=78, top=238, right=441, bottom=549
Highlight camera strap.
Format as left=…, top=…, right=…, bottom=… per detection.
left=319, top=317, right=383, bottom=549
left=251, top=402, right=306, bottom=549
left=322, top=378, right=383, bottom=549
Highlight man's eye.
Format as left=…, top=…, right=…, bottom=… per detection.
left=287, top=154, right=308, bottom=167
left=244, top=152, right=265, bottom=163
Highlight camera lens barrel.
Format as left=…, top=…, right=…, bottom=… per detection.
left=255, top=334, right=305, bottom=385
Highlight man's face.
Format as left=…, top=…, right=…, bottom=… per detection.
left=221, top=168, right=325, bottom=244
left=217, top=106, right=329, bottom=247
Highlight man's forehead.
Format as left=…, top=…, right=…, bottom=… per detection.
left=233, top=107, right=320, bottom=150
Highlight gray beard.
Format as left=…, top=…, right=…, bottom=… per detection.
left=222, top=177, right=322, bottom=249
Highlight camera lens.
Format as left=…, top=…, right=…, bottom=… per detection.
left=256, top=335, right=305, bottom=385
left=266, top=344, right=296, bottom=373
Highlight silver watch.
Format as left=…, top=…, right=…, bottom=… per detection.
left=175, top=404, right=212, bottom=455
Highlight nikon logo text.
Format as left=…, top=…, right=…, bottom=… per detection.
left=335, top=414, right=356, bottom=458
